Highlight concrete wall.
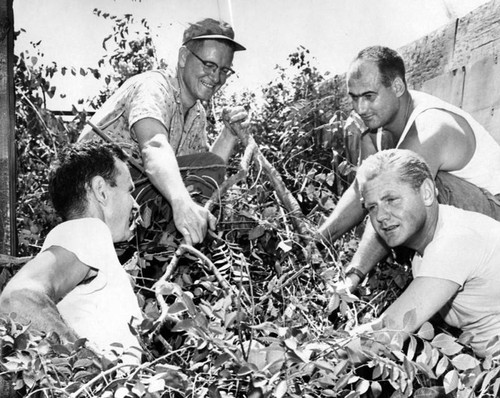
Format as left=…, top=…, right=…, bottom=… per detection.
left=399, top=0, right=500, bottom=141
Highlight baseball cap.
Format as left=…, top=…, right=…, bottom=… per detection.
left=182, top=18, right=246, bottom=52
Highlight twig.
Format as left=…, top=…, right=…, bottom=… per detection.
left=224, top=121, right=323, bottom=264
left=86, top=121, right=145, bottom=175
left=153, top=244, right=235, bottom=329
left=204, top=137, right=256, bottom=212
left=69, top=363, right=138, bottom=398
left=0, top=254, right=32, bottom=267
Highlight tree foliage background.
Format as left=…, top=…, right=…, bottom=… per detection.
left=2, top=8, right=500, bottom=398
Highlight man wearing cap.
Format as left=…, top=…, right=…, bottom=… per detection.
left=79, top=18, right=247, bottom=245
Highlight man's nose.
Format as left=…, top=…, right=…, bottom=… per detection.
left=208, top=69, right=222, bottom=84
left=355, top=98, right=369, bottom=115
left=375, top=205, right=390, bottom=222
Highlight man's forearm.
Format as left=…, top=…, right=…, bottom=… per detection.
left=317, top=183, right=366, bottom=244
left=0, top=288, right=78, bottom=342
left=347, top=222, right=390, bottom=278
left=141, top=137, right=192, bottom=204
left=210, top=127, right=238, bottom=163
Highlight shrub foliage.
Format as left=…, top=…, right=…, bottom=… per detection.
left=3, top=9, right=500, bottom=398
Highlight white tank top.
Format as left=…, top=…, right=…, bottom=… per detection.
left=377, top=90, right=500, bottom=195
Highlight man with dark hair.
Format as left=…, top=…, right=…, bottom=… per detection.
left=317, top=45, right=500, bottom=291
left=353, top=149, right=500, bottom=358
left=79, top=18, right=247, bottom=245
left=0, top=141, right=143, bottom=363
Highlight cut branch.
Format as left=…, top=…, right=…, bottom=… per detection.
left=223, top=122, right=322, bottom=264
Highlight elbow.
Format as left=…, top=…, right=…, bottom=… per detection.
left=140, top=135, right=169, bottom=175
left=141, top=133, right=168, bottom=155
left=0, top=288, right=30, bottom=320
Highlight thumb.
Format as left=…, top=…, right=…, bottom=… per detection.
left=208, top=213, right=217, bottom=231
left=181, top=228, right=193, bottom=246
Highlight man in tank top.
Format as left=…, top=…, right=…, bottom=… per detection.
left=316, top=45, right=500, bottom=292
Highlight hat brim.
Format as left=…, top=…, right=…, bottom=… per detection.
left=183, top=35, right=246, bottom=51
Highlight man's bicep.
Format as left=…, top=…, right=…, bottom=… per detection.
left=132, top=118, right=169, bottom=148
left=407, top=111, right=463, bottom=177
left=6, top=246, right=92, bottom=302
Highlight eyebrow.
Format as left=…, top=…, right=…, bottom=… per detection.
left=364, top=191, right=396, bottom=206
left=348, top=90, right=377, bottom=97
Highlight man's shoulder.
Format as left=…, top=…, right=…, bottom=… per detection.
left=121, top=70, right=176, bottom=95
left=43, top=218, right=112, bottom=248
left=438, top=204, right=500, bottom=236
left=410, top=90, right=469, bottom=126
left=139, top=69, right=175, bottom=85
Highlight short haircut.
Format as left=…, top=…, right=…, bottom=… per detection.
left=357, top=149, right=432, bottom=190
left=353, top=45, right=406, bottom=88
left=49, top=141, right=128, bottom=220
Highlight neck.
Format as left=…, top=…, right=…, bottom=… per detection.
left=385, top=91, right=413, bottom=142
left=177, top=69, right=196, bottom=115
left=410, top=203, right=439, bottom=255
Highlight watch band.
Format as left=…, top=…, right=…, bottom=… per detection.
left=345, top=267, right=366, bottom=281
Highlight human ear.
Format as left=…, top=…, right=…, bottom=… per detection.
left=178, top=46, right=188, bottom=68
left=89, top=176, right=108, bottom=205
left=392, top=77, right=406, bottom=97
left=420, top=178, right=436, bottom=206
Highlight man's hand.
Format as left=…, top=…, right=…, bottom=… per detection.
left=171, top=196, right=217, bottom=245
left=211, top=106, right=249, bottom=162
left=222, top=106, right=248, bottom=129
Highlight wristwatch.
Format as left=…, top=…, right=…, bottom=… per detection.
left=345, top=267, right=366, bottom=281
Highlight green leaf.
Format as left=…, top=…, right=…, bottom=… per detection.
left=494, top=377, right=500, bottom=397
left=431, top=333, right=463, bottom=356
left=167, top=301, right=187, bottom=315
left=114, top=386, right=129, bottom=398
left=403, top=308, right=417, bottom=328
left=417, top=322, right=434, bottom=340
left=413, top=387, right=445, bottom=397
left=370, top=381, right=382, bottom=398
left=406, top=336, right=417, bottom=360
left=356, top=379, right=370, bottom=395
left=451, top=353, right=480, bottom=370
left=443, top=370, right=459, bottom=394
left=403, top=356, right=416, bottom=380
left=248, top=225, right=265, bottom=240
left=73, top=358, right=94, bottom=369
left=274, top=380, right=287, bottom=398
left=148, top=378, right=165, bottom=393
left=435, top=356, right=449, bottom=378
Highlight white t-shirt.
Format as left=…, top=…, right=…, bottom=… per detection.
left=412, top=205, right=500, bottom=356
left=42, top=218, right=143, bottom=360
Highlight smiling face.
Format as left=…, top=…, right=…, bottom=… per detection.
left=347, top=60, right=402, bottom=131
left=103, top=159, right=139, bottom=243
left=360, top=170, right=430, bottom=250
left=178, top=40, right=234, bottom=107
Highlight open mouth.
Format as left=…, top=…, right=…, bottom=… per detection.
left=381, top=224, right=399, bottom=237
left=201, top=80, right=216, bottom=89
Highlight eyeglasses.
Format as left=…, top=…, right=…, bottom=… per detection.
left=186, top=48, right=235, bottom=78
